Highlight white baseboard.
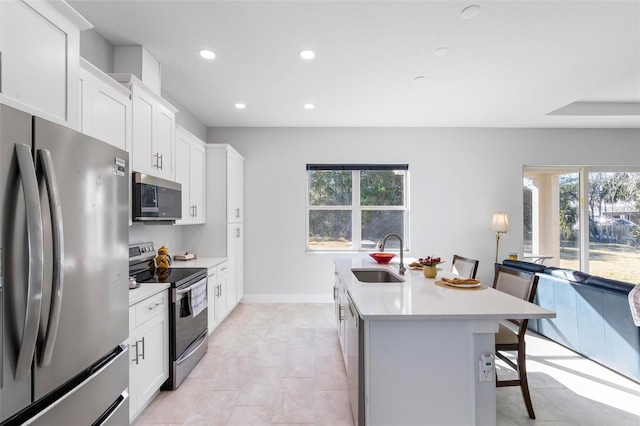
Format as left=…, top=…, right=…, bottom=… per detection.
left=240, top=294, right=333, bottom=303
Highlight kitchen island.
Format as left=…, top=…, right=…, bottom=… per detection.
left=334, top=257, right=555, bottom=426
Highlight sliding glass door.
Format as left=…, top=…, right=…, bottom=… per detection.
left=523, top=167, right=640, bottom=282
left=586, top=171, right=640, bottom=282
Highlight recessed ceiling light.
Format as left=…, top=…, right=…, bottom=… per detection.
left=434, top=47, right=449, bottom=57
left=198, top=49, right=216, bottom=60
left=303, top=103, right=315, bottom=110
left=460, top=5, right=481, bottom=20
left=234, top=103, right=246, bottom=109
left=299, top=50, right=315, bottom=60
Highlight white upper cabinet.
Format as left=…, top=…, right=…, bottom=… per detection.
left=175, top=126, right=206, bottom=225
left=0, top=0, right=91, bottom=129
left=227, top=149, right=244, bottom=223
left=79, top=58, right=131, bottom=152
left=111, top=73, right=177, bottom=181
left=189, top=142, right=206, bottom=224
left=154, top=102, right=176, bottom=179
left=200, top=144, right=244, bottom=227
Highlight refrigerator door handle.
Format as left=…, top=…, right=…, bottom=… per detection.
left=15, top=143, right=45, bottom=379
left=92, top=390, right=129, bottom=426
left=38, top=149, right=65, bottom=366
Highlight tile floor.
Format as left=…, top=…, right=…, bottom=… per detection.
left=134, top=303, right=640, bottom=426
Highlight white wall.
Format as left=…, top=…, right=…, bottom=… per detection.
left=129, top=222, right=183, bottom=254
left=162, top=91, right=207, bottom=142
left=207, top=127, right=640, bottom=302
left=79, top=29, right=114, bottom=73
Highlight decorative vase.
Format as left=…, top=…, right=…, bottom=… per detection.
left=423, top=265, right=438, bottom=278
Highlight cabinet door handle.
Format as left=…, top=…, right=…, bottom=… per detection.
left=235, top=228, right=240, bottom=238
left=333, top=286, right=337, bottom=301
left=339, top=305, right=345, bottom=322
left=153, top=152, right=159, bottom=169
left=235, top=207, right=240, bottom=218
left=147, top=301, right=163, bottom=311
left=132, top=341, right=140, bottom=365
left=159, top=153, right=164, bottom=170
left=194, top=205, right=198, bottom=218
left=139, top=337, right=145, bottom=360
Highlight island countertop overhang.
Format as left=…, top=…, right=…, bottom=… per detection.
left=334, top=257, right=556, bottom=321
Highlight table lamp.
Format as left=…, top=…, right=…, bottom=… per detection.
left=491, top=212, right=510, bottom=263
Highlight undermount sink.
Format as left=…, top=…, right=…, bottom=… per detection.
left=351, top=268, right=404, bottom=283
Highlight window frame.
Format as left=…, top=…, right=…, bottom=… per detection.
left=306, top=164, right=410, bottom=252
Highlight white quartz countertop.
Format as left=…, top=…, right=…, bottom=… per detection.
left=170, top=257, right=227, bottom=269
left=129, top=283, right=170, bottom=306
left=335, top=257, right=556, bottom=321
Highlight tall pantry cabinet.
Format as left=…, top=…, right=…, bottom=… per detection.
left=226, top=149, right=244, bottom=303
left=183, top=144, right=244, bottom=304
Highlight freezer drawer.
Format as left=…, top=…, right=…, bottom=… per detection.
left=24, top=345, right=128, bottom=425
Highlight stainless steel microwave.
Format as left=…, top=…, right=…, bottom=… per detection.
left=132, top=172, right=182, bottom=222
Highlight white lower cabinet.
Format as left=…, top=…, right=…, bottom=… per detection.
left=129, top=290, right=169, bottom=423
left=216, top=262, right=233, bottom=323
left=334, top=271, right=347, bottom=365
left=206, top=266, right=218, bottom=334
left=207, top=261, right=231, bottom=334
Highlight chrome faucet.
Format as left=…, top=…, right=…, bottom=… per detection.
left=379, top=233, right=405, bottom=275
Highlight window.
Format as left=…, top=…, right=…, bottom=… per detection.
left=306, top=164, right=409, bottom=251
left=524, top=167, right=640, bottom=282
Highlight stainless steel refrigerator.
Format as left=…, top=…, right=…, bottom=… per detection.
left=0, top=104, right=130, bottom=425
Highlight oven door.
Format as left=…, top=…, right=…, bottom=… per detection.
left=174, top=277, right=208, bottom=358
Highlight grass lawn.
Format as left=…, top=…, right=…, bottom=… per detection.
left=560, top=243, right=640, bottom=284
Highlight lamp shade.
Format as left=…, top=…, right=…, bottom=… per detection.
left=491, top=212, right=510, bottom=233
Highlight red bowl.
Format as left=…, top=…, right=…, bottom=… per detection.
left=370, top=252, right=396, bottom=264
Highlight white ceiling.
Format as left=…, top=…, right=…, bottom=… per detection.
left=68, top=0, right=640, bottom=128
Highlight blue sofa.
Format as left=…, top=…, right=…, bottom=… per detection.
left=501, top=259, right=640, bottom=383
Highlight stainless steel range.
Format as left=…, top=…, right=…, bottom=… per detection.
left=129, top=242, right=208, bottom=389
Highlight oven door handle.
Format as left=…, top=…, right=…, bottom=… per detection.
left=176, top=277, right=207, bottom=296
left=176, top=287, right=191, bottom=296
left=176, top=331, right=208, bottom=365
